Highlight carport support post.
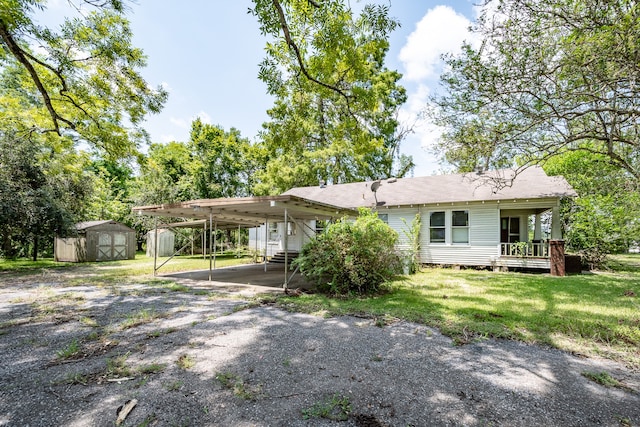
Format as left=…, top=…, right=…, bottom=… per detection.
left=284, top=208, right=288, bottom=289
left=208, top=213, right=213, bottom=281
left=264, top=218, right=268, bottom=272
left=202, top=221, right=206, bottom=260
left=153, top=217, right=158, bottom=276
left=254, top=226, right=258, bottom=262
left=213, top=220, right=218, bottom=270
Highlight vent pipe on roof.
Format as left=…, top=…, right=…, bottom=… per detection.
left=319, top=179, right=326, bottom=188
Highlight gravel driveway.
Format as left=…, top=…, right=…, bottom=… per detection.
left=0, top=271, right=638, bottom=426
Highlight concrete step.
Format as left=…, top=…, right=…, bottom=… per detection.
left=269, top=251, right=300, bottom=264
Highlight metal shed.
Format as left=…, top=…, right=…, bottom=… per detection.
left=146, top=228, right=175, bottom=257
left=55, top=220, right=136, bottom=262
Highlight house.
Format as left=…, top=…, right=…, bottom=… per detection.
left=55, top=220, right=136, bottom=262
left=251, top=166, right=577, bottom=271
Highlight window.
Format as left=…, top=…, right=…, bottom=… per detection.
left=268, top=222, right=278, bottom=241
left=377, top=213, right=388, bottom=224
left=287, top=221, right=296, bottom=236
left=451, top=210, right=469, bottom=243
left=430, top=211, right=445, bottom=243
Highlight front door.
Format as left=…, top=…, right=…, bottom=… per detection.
left=500, top=217, right=520, bottom=243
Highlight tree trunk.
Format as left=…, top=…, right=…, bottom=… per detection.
left=3, top=233, right=14, bottom=258
left=32, top=235, right=38, bottom=261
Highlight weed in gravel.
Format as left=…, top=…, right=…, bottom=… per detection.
left=137, top=414, right=158, bottom=427
left=56, top=339, right=80, bottom=359
left=62, top=372, right=89, bottom=385
left=176, top=354, right=195, bottom=369
left=79, top=316, right=98, bottom=327
left=106, top=352, right=133, bottom=378
left=138, top=363, right=166, bottom=375
left=370, top=354, right=383, bottom=362
left=120, top=308, right=165, bottom=330
left=215, top=371, right=262, bottom=400
left=165, top=380, right=184, bottom=391
left=282, top=358, right=291, bottom=367
left=85, top=331, right=101, bottom=341
left=618, top=416, right=632, bottom=426
left=302, top=393, right=352, bottom=421
left=163, top=283, right=190, bottom=292
left=146, top=327, right=178, bottom=338
left=582, top=371, right=631, bottom=391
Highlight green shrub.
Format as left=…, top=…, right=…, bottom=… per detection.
left=294, top=208, right=401, bottom=296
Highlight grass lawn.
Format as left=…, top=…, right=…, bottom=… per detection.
left=275, top=254, right=640, bottom=368
left=0, top=252, right=253, bottom=285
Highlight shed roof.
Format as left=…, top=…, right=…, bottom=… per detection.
left=74, top=220, right=134, bottom=231
left=283, top=166, right=577, bottom=209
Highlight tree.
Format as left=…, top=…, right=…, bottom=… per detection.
left=189, top=118, right=260, bottom=199
left=0, top=131, right=76, bottom=260
left=250, top=0, right=411, bottom=195
left=0, top=0, right=167, bottom=158
left=430, top=0, right=640, bottom=179
left=293, top=208, right=401, bottom=296
left=544, top=150, right=640, bottom=267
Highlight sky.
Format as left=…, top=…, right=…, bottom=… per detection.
left=48, top=0, right=480, bottom=177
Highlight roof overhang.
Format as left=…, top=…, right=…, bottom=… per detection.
left=133, top=195, right=356, bottom=228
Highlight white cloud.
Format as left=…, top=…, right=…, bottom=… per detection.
left=169, top=117, right=189, bottom=129
left=159, top=134, right=176, bottom=143
left=194, top=111, right=211, bottom=124
left=398, top=5, right=473, bottom=82
left=169, top=110, right=212, bottom=130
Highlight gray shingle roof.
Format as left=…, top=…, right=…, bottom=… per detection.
left=282, top=166, right=577, bottom=209
left=75, top=220, right=118, bottom=230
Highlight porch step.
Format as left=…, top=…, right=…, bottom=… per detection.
left=269, top=251, right=300, bottom=264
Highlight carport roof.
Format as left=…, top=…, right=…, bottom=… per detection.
left=133, top=195, right=355, bottom=227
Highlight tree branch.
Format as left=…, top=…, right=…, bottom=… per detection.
left=271, top=0, right=353, bottom=104
left=0, top=19, right=75, bottom=134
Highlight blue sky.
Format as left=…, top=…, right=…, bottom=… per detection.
left=49, top=0, right=479, bottom=177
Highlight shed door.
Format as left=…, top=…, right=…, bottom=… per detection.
left=97, top=232, right=127, bottom=261
left=112, top=233, right=127, bottom=260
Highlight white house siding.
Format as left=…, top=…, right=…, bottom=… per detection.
left=249, top=198, right=561, bottom=269
left=418, top=204, right=500, bottom=266
left=384, top=208, right=420, bottom=252
left=249, top=220, right=316, bottom=257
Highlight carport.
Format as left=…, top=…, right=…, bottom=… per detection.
left=133, top=195, right=355, bottom=288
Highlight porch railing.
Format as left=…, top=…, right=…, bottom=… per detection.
left=500, top=242, right=549, bottom=258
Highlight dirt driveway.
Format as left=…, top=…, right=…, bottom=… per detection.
left=0, top=269, right=638, bottom=426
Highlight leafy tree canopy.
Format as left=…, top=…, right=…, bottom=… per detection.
left=0, top=0, right=167, bottom=158
left=250, top=0, right=411, bottom=194
left=430, top=0, right=640, bottom=179
left=0, top=130, right=77, bottom=259
left=544, top=149, right=639, bottom=266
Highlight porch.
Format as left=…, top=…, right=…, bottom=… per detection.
left=495, top=203, right=562, bottom=271
left=499, top=241, right=549, bottom=258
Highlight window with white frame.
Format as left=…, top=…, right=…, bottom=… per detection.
left=451, top=210, right=469, bottom=243
left=377, top=213, right=388, bottom=224
left=429, top=211, right=446, bottom=243
left=268, top=222, right=278, bottom=241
